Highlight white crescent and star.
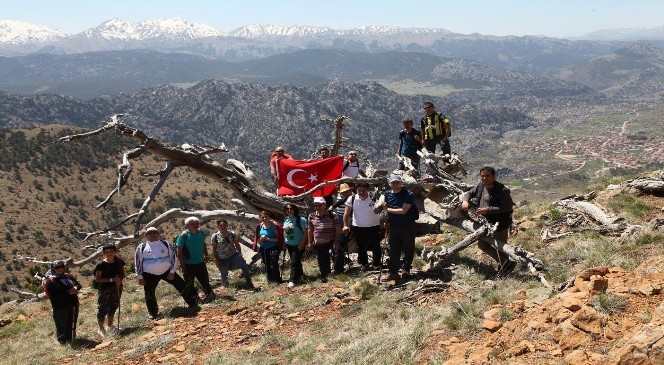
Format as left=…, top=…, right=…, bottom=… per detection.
left=286, top=169, right=318, bottom=188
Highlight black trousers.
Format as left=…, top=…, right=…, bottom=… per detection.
left=388, top=224, right=416, bottom=275
left=142, top=271, right=197, bottom=317
left=287, top=245, right=304, bottom=283
left=477, top=229, right=512, bottom=266
left=261, top=247, right=282, bottom=283
left=183, top=263, right=213, bottom=295
left=399, top=155, right=420, bottom=171
left=334, top=233, right=349, bottom=273
left=423, top=138, right=451, bottom=155
left=52, top=304, right=77, bottom=344
left=352, top=226, right=382, bottom=267
left=314, top=245, right=332, bottom=278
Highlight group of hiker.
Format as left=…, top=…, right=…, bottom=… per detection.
left=43, top=101, right=516, bottom=345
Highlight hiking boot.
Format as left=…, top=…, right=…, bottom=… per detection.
left=287, top=281, right=295, bottom=288
left=321, top=276, right=328, bottom=283
left=384, top=273, right=400, bottom=282
left=148, top=313, right=162, bottom=321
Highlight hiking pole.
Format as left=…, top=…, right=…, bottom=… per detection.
left=116, top=283, right=122, bottom=334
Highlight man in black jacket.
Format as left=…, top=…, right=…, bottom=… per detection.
left=44, top=260, right=81, bottom=344
left=461, top=166, right=515, bottom=274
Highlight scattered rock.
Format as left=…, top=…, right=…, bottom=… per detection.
left=560, top=292, right=585, bottom=312
left=570, top=306, right=603, bottom=336
left=483, top=308, right=502, bottom=321
left=505, top=340, right=533, bottom=357
left=554, top=322, right=591, bottom=351
left=481, top=319, right=502, bottom=332
left=174, top=344, right=185, bottom=352
left=589, top=275, right=609, bottom=294
left=0, top=319, right=11, bottom=327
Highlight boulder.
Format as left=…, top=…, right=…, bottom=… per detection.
left=483, top=308, right=502, bottom=321
left=560, top=292, right=586, bottom=312
left=505, top=340, right=534, bottom=358
left=570, top=306, right=604, bottom=336
left=481, top=319, right=502, bottom=332
left=554, top=322, right=592, bottom=351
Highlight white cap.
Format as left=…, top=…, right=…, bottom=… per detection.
left=388, top=175, right=402, bottom=183
left=313, top=197, right=327, bottom=205
left=145, top=226, right=159, bottom=233
left=184, top=217, right=200, bottom=225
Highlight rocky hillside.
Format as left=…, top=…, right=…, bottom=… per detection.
left=0, top=177, right=661, bottom=364
left=558, top=43, right=664, bottom=99
left=0, top=49, right=593, bottom=99
left=0, top=125, right=235, bottom=303
left=0, top=80, right=535, bottom=176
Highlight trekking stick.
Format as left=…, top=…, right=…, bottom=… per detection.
left=116, top=284, right=122, bottom=333
left=72, top=302, right=79, bottom=342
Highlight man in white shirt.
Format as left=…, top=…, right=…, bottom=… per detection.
left=134, top=227, right=198, bottom=319
left=342, top=182, right=382, bottom=271
left=342, top=151, right=362, bottom=178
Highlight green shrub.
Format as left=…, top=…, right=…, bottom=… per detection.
left=592, top=293, right=627, bottom=315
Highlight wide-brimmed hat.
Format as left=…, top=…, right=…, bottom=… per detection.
left=388, top=175, right=402, bottom=183
left=338, top=183, right=352, bottom=193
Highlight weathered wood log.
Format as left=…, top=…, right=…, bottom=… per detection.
left=626, top=173, right=664, bottom=195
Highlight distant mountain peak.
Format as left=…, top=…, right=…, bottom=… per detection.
left=80, top=17, right=222, bottom=41
left=228, top=24, right=333, bottom=38
left=0, top=19, right=64, bottom=44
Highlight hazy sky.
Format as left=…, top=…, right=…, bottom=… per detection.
left=4, top=0, right=664, bottom=37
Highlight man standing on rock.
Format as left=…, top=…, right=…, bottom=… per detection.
left=177, top=217, right=215, bottom=303
left=136, top=227, right=198, bottom=320
left=398, top=119, right=422, bottom=172
left=375, top=175, right=418, bottom=281
left=461, top=166, right=516, bottom=275
left=420, top=101, right=451, bottom=155
left=343, top=182, right=382, bottom=271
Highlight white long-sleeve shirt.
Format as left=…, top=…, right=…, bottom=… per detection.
left=134, top=240, right=176, bottom=279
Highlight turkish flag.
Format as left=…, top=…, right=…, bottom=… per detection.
left=277, top=156, right=344, bottom=197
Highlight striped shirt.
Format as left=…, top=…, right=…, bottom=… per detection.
left=308, top=212, right=337, bottom=246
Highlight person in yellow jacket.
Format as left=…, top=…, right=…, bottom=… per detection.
left=420, top=101, right=451, bottom=155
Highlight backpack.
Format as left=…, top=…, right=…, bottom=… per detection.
left=175, top=232, right=191, bottom=259
left=408, top=192, right=420, bottom=222
left=254, top=223, right=285, bottom=250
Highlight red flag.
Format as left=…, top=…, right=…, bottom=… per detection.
left=277, top=156, right=343, bottom=197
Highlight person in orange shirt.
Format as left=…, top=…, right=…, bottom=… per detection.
left=269, top=146, right=292, bottom=187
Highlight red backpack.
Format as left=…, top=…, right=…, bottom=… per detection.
left=254, top=222, right=285, bottom=250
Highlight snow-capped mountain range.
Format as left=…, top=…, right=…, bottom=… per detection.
left=0, top=18, right=454, bottom=44
left=0, top=20, right=64, bottom=44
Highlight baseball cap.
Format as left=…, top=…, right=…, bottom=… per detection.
left=388, top=175, right=402, bottom=183
left=313, top=197, right=327, bottom=205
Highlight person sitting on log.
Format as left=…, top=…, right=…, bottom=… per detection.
left=211, top=219, right=254, bottom=290
left=461, top=166, right=516, bottom=275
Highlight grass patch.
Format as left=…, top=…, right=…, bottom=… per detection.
left=591, top=293, right=627, bottom=315
left=548, top=207, right=563, bottom=221
left=607, top=193, right=650, bottom=219
left=442, top=300, right=482, bottom=334
left=351, top=279, right=379, bottom=300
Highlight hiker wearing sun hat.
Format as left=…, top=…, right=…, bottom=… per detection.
left=43, top=260, right=81, bottom=344
left=136, top=226, right=198, bottom=320
left=308, top=196, right=337, bottom=282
